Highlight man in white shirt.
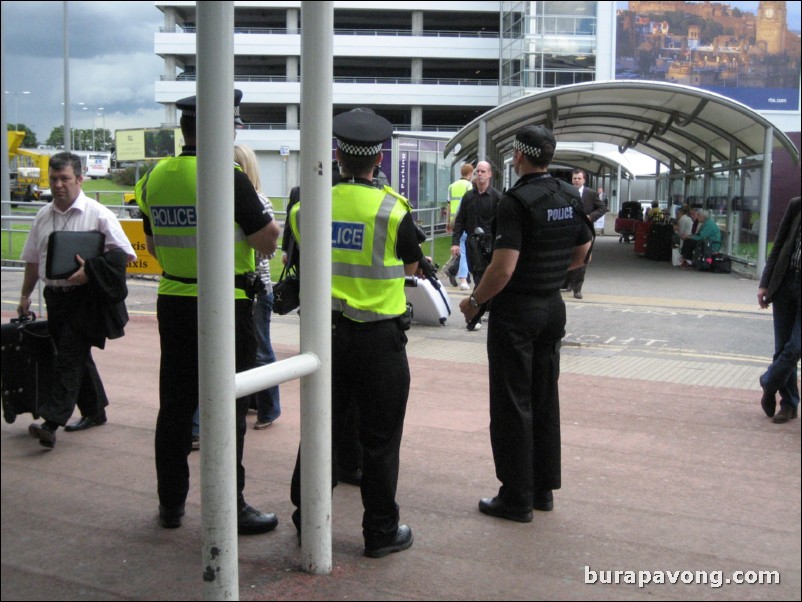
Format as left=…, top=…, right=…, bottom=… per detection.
left=18, top=152, right=136, bottom=449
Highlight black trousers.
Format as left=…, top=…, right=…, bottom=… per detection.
left=155, top=295, right=256, bottom=510
left=39, top=286, right=109, bottom=426
left=291, top=315, right=410, bottom=545
left=487, top=291, right=564, bottom=510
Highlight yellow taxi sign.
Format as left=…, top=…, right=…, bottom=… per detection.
left=121, top=219, right=161, bottom=275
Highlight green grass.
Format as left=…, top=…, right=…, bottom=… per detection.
left=80, top=178, right=134, bottom=206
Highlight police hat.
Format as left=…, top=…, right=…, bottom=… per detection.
left=513, top=125, right=556, bottom=160
left=175, top=89, right=245, bottom=126
left=333, top=108, right=392, bottom=156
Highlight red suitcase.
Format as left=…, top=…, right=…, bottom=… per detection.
left=634, top=221, right=653, bottom=256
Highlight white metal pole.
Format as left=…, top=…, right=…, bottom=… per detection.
left=1, top=19, right=9, bottom=227
left=757, top=126, right=773, bottom=276
left=197, top=2, right=239, bottom=599
left=63, top=1, right=70, bottom=151
left=299, top=0, right=333, bottom=575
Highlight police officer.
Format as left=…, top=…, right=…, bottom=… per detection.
left=459, top=125, right=593, bottom=522
left=136, top=90, right=281, bottom=532
left=288, top=108, right=423, bottom=558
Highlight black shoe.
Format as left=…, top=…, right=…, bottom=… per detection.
left=28, top=422, right=57, bottom=449
left=159, top=504, right=185, bottom=529
left=64, top=413, right=107, bottom=432
left=773, top=405, right=798, bottom=424
left=760, top=390, right=776, bottom=418
left=573, top=291, right=583, bottom=300
left=533, top=489, right=554, bottom=512
left=336, top=466, right=362, bottom=486
left=364, top=525, right=414, bottom=558
left=238, top=503, right=278, bottom=535
left=478, top=497, right=532, bottom=523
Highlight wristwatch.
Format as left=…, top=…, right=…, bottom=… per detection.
left=469, top=294, right=480, bottom=308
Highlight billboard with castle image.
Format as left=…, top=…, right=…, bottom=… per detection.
left=616, top=1, right=800, bottom=110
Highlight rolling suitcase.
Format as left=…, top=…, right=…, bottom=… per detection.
left=404, top=277, right=452, bottom=326
left=1, top=314, right=55, bottom=424
left=645, top=223, right=674, bottom=261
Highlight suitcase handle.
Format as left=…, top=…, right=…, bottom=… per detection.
left=12, top=312, right=36, bottom=324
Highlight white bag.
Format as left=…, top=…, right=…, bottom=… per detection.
left=671, top=248, right=682, bottom=267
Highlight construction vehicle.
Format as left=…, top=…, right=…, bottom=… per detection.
left=7, top=131, right=51, bottom=201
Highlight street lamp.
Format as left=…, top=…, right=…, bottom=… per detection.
left=97, top=107, right=105, bottom=150
left=4, top=90, right=31, bottom=132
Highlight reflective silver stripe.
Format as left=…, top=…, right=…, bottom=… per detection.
left=152, top=228, right=246, bottom=250
left=371, top=193, right=396, bottom=267
left=332, top=263, right=404, bottom=279
left=332, top=298, right=399, bottom=322
left=152, top=233, right=197, bottom=249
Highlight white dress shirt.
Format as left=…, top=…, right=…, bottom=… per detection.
left=21, top=191, right=137, bottom=287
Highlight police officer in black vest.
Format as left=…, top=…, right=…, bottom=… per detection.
left=459, top=125, right=593, bottom=522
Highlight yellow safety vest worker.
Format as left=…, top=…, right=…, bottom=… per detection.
left=290, top=182, right=410, bottom=322
left=136, top=155, right=255, bottom=299
left=448, top=178, right=472, bottom=221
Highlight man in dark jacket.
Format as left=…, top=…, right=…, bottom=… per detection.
left=757, top=197, right=801, bottom=424
left=564, top=169, right=607, bottom=299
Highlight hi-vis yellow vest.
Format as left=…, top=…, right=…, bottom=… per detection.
left=290, top=182, right=410, bottom=322
left=136, top=155, right=255, bottom=298
left=448, top=178, right=472, bottom=219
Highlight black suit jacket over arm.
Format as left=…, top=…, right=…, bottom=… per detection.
left=82, top=248, right=130, bottom=348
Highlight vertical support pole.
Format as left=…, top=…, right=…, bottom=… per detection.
left=757, top=126, right=773, bottom=276
left=63, top=1, right=71, bottom=151
left=197, top=2, right=239, bottom=599
left=478, top=120, right=487, bottom=162
left=299, top=0, right=333, bottom=575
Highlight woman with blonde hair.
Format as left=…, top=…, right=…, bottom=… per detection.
left=192, top=145, right=281, bottom=445
left=234, top=144, right=281, bottom=429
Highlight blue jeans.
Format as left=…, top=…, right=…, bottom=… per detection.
left=761, top=271, right=801, bottom=410
left=458, top=231, right=469, bottom=279
left=192, top=291, right=280, bottom=436
left=252, top=292, right=281, bottom=422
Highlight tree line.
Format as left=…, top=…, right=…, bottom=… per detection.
left=7, top=123, right=113, bottom=152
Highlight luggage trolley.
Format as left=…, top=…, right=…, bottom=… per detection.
left=615, top=201, right=643, bottom=244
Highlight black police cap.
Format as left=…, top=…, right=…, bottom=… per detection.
left=333, top=108, right=392, bottom=156
left=513, top=125, right=556, bottom=159
left=176, top=89, right=245, bottom=126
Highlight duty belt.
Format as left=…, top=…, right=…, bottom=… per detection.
left=162, top=272, right=249, bottom=290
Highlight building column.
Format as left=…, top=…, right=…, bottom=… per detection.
left=287, top=8, right=300, bottom=130
left=411, top=12, right=424, bottom=131
left=287, top=105, right=299, bottom=130
left=163, top=7, right=178, bottom=126
left=410, top=107, right=422, bottom=131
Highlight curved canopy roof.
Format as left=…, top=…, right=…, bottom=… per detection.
left=551, top=147, right=637, bottom=179
left=444, top=80, right=799, bottom=172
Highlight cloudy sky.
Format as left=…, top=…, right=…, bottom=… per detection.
left=3, top=1, right=800, bottom=145
left=2, top=1, right=165, bottom=144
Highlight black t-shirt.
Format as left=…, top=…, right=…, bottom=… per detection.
left=451, top=186, right=501, bottom=245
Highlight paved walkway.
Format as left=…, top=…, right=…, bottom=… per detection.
left=1, top=237, right=799, bottom=601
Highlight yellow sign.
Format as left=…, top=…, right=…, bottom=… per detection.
left=121, top=219, right=161, bottom=275
left=115, top=128, right=183, bottom=162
